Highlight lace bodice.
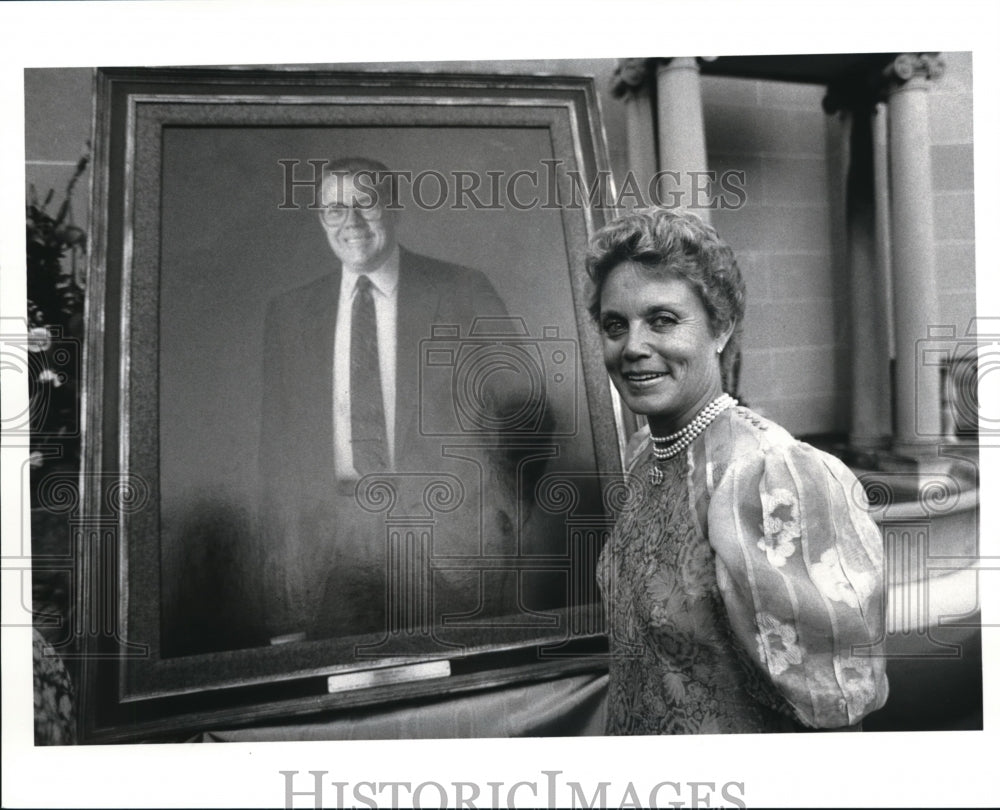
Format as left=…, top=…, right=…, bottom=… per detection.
left=597, top=407, right=888, bottom=734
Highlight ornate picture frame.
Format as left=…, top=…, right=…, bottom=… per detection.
left=78, top=66, right=628, bottom=741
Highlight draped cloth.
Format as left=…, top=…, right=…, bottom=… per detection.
left=599, top=406, right=888, bottom=734
left=192, top=671, right=608, bottom=740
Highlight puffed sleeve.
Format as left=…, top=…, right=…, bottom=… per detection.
left=706, top=440, right=889, bottom=728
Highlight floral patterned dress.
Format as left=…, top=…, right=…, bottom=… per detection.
left=598, top=406, right=889, bottom=734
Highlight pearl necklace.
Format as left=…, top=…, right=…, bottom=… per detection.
left=647, top=394, right=737, bottom=484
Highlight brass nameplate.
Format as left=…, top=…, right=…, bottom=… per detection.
left=326, top=660, right=451, bottom=694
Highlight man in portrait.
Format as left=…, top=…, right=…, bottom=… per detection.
left=256, top=157, right=528, bottom=645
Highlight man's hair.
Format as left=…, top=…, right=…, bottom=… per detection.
left=322, top=156, right=397, bottom=208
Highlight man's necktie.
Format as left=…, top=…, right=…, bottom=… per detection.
left=350, top=275, right=388, bottom=474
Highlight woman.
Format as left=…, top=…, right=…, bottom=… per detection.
left=590, top=209, right=888, bottom=734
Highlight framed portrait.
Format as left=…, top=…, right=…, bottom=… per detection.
left=78, top=67, right=629, bottom=741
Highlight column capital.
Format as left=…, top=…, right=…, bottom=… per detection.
left=611, top=58, right=655, bottom=99
left=612, top=57, right=715, bottom=99
left=823, top=52, right=945, bottom=115
left=882, top=52, right=946, bottom=92
left=654, top=56, right=702, bottom=73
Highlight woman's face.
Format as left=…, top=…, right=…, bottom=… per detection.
left=598, top=261, right=731, bottom=434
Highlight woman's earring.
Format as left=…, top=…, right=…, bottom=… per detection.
left=716, top=345, right=724, bottom=354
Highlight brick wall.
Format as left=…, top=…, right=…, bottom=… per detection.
left=23, top=68, right=93, bottom=210
left=701, top=74, right=845, bottom=435
left=930, top=52, right=976, bottom=338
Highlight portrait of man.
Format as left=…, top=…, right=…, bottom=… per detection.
left=257, top=157, right=528, bottom=644
left=151, top=123, right=600, bottom=662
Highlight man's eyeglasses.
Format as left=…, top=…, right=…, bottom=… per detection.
left=320, top=203, right=384, bottom=226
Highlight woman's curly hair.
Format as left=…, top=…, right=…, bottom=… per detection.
left=586, top=208, right=746, bottom=396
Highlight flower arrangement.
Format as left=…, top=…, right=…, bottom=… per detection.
left=26, top=154, right=89, bottom=675
left=25, top=154, right=88, bottom=482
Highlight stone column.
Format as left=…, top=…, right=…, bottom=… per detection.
left=654, top=57, right=710, bottom=221
left=872, top=102, right=895, bottom=362
left=847, top=106, right=894, bottom=449
left=611, top=59, right=657, bottom=205
left=824, top=97, right=894, bottom=451
left=883, top=53, right=946, bottom=454
left=823, top=75, right=892, bottom=453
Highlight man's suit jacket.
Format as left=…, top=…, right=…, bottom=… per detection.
left=257, top=247, right=511, bottom=641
